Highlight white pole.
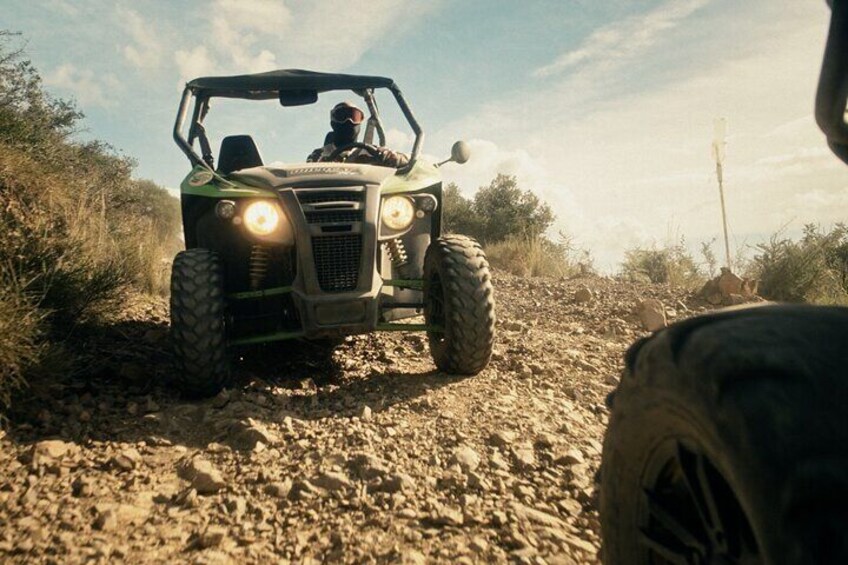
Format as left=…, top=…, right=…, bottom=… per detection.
left=712, top=118, right=731, bottom=270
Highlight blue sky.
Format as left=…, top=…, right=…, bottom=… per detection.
left=6, top=0, right=848, bottom=269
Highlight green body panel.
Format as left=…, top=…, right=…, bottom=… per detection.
left=382, top=278, right=425, bottom=290
left=380, top=160, right=441, bottom=194
left=374, top=323, right=442, bottom=332
left=229, top=330, right=306, bottom=346
left=180, top=166, right=274, bottom=198
left=228, top=285, right=293, bottom=300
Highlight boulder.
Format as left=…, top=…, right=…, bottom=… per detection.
left=717, top=268, right=743, bottom=296
left=178, top=456, right=226, bottom=495
left=573, top=287, right=594, bottom=304
left=450, top=446, right=482, bottom=472
left=637, top=299, right=667, bottom=332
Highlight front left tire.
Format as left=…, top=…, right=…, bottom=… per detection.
left=170, top=248, right=230, bottom=398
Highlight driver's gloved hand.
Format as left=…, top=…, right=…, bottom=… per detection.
left=376, top=147, right=409, bottom=168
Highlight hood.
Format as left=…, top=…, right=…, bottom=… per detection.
left=228, top=162, right=397, bottom=190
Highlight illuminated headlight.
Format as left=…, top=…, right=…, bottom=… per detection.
left=382, top=196, right=415, bottom=231
left=243, top=201, right=280, bottom=236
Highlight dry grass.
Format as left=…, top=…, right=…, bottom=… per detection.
left=484, top=235, right=588, bottom=278
left=619, top=241, right=706, bottom=290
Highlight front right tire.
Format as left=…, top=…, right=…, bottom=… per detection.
left=170, top=248, right=230, bottom=398
left=423, top=235, right=495, bottom=374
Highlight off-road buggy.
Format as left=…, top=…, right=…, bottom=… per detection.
left=170, top=70, right=495, bottom=398
left=600, top=2, right=848, bottom=563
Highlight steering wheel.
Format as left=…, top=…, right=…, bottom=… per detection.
left=327, top=142, right=382, bottom=162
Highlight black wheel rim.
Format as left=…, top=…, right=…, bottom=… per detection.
left=640, top=441, right=760, bottom=565
left=425, top=271, right=446, bottom=344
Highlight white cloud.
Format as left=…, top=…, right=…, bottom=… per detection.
left=43, top=64, right=120, bottom=108
left=535, top=0, right=710, bottom=78
left=171, top=0, right=440, bottom=85
left=116, top=7, right=164, bottom=70
left=434, top=1, right=845, bottom=271
left=214, top=0, right=291, bottom=35
left=174, top=46, right=218, bottom=87
left=279, top=1, right=440, bottom=70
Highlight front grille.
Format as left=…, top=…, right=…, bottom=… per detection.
left=305, top=210, right=364, bottom=224
left=312, top=235, right=362, bottom=292
left=296, top=191, right=363, bottom=205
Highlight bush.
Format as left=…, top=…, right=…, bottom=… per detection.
left=0, top=32, right=181, bottom=408
left=485, top=234, right=593, bottom=279
left=0, top=282, right=42, bottom=410
left=442, top=175, right=555, bottom=244
left=620, top=240, right=705, bottom=289
left=752, top=224, right=848, bottom=304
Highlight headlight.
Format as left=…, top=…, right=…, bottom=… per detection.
left=382, top=196, right=415, bottom=231
left=243, top=201, right=280, bottom=235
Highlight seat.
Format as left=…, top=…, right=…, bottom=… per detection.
left=217, top=135, right=263, bottom=175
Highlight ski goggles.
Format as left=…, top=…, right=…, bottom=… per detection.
left=330, top=105, right=365, bottom=125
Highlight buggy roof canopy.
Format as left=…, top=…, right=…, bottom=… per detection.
left=186, top=69, right=395, bottom=99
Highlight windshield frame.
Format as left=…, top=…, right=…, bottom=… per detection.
left=173, top=83, right=423, bottom=173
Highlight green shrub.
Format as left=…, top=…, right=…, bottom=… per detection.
left=442, top=175, right=554, bottom=245
left=0, top=32, right=181, bottom=409
left=752, top=224, right=848, bottom=304
left=620, top=240, right=705, bottom=289
left=0, top=281, right=42, bottom=410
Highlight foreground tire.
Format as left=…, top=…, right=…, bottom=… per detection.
left=423, top=235, right=495, bottom=374
left=170, top=248, right=230, bottom=398
left=601, top=305, right=848, bottom=565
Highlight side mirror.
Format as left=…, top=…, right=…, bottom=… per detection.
left=437, top=140, right=472, bottom=167
left=450, top=140, right=471, bottom=164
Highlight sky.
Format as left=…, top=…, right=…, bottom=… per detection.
left=5, top=0, right=847, bottom=270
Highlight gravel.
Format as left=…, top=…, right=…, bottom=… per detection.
left=0, top=274, right=720, bottom=563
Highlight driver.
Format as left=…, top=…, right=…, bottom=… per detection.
left=307, top=101, right=409, bottom=167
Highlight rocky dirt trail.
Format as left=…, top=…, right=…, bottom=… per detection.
left=0, top=273, right=712, bottom=564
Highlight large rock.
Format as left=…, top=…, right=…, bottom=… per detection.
left=555, top=447, right=585, bottom=466
left=348, top=452, right=389, bottom=480
left=29, top=440, right=79, bottom=470
left=430, top=505, right=464, bottom=527
left=178, top=456, right=226, bottom=495
left=450, top=446, right=481, bottom=472
left=111, top=447, right=143, bottom=472
left=372, top=472, right=416, bottom=494
left=717, top=267, right=743, bottom=296
left=699, top=268, right=760, bottom=305
left=573, top=286, right=594, bottom=304
left=510, top=502, right=566, bottom=528
left=312, top=471, right=352, bottom=492
left=511, top=446, right=537, bottom=470
left=228, top=418, right=280, bottom=451
left=489, top=430, right=517, bottom=448
left=637, top=299, right=667, bottom=332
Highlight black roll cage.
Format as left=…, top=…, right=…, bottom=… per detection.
left=173, top=74, right=424, bottom=172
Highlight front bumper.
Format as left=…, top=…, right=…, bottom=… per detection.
left=228, top=183, right=433, bottom=343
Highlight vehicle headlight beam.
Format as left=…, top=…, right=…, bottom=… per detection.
left=243, top=201, right=280, bottom=236
left=382, top=196, right=415, bottom=231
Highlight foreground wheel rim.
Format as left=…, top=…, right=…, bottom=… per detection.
left=640, top=441, right=761, bottom=565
